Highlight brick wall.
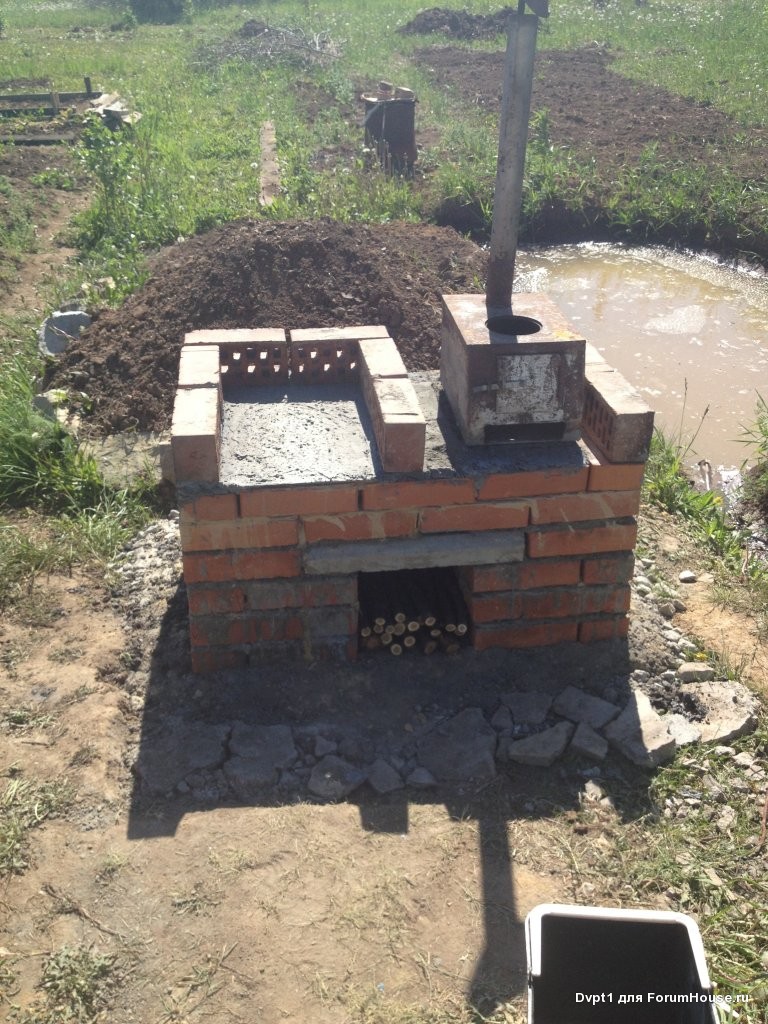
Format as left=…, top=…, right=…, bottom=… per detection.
left=171, top=327, right=651, bottom=673
left=180, top=457, right=642, bottom=672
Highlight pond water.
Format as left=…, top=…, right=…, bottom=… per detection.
left=514, top=244, right=768, bottom=480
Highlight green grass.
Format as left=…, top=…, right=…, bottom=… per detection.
left=12, top=945, right=119, bottom=1024
left=624, top=723, right=768, bottom=1009
left=0, top=772, right=73, bottom=876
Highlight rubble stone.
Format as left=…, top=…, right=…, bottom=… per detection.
left=677, top=663, right=715, bottom=682
left=501, top=721, right=574, bottom=767
left=680, top=680, right=758, bottom=743
left=417, top=708, right=496, bottom=783
left=552, top=685, right=621, bottom=729
left=603, top=690, right=676, bottom=767
left=308, top=756, right=366, bottom=801
left=569, top=722, right=608, bottom=761
left=501, top=691, right=552, bottom=725
left=368, top=758, right=404, bottom=794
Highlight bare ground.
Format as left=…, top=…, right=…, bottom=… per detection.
left=1, top=38, right=767, bottom=1021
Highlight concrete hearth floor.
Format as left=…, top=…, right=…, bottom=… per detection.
left=220, top=383, right=376, bottom=487
left=217, top=371, right=588, bottom=489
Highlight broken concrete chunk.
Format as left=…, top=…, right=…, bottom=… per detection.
left=407, top=766, right=437, bottom=789
left=416, top=708, right=496, bottom=783
left=603, top=691, right=676, bottom=768
left=501, top=721, right=574, bottom=767
left=224, top=754, right=279, bottom=797
left=552, top=685, right=621, bottom=729
left=569, top=721, right=608, bottom=761
left=229, top=722, right=298, bottom=769
left=308, top=755, right=366, bottom=801
left=501, top=691, right=552, bottom=725
left=677, top=663, right=715, bottom=683
left=680, top=680, right=758, bottom=744
left=368, top=757, right=404, bottom=795
left=133, top=718, right=229, bottom=795
left=490, top=704, right=513, bottom=732
left=663, top=713, right=702, bottom=747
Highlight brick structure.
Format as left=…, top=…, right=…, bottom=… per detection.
left=171, top=320, right=653, bottom=674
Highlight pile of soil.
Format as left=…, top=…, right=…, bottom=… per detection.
left=46, top=219, right=486, bottom=435
left=399, top=6, right=515, bottom=39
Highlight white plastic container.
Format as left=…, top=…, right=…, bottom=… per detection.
left=526, top=904, right=719, bottom=1024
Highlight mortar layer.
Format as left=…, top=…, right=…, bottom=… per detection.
left=219, top=384, right=377, bottom=487
left=215, top=372, right=589, bottom=494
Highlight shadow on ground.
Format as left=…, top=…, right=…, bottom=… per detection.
left=124, top=583, right=651, bottom=1014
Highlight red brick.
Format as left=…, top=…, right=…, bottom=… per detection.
left=527, top=522, right=638, bottom=558
left=191, top=613, right=304, bottom=647
left=358, top=337, right=408, bottom=378
left=180, top=517, right=298, bottom=552
left=578, top=616, right=630, bottom=643
left=305, top=606, right=357, bottom=637
left=362, top=479, right=476, bottom=510
left=185, top=550, right=301, bottom=584
left=244, top=578, right=357, bottom=610
left=191, top=647, right=248, bottom=673
left=241, top=485, right=359, bottom=518
left=465, top=559, right=581, bottom=592
left=477, top=467, right=589, bottom=501
left=530, top=490, right=641, bottom=525
left=581, top=585, right=631, bottom=615
left=587, top=462, right=646, bottom=492
left=185, top=328, right=286, bottom=346
left=303, top=510, right=417, bottom=543
left=290, top=325, right=388, bottom=342
left=231, top=550, right=301, bottom=580
left=420, top=502, right=529, bottom=534
left=519, top=588, right=582, bottom=619
left=183, top=552, right=232, bottom=584
left=473, top=620, right=578, bottom=651
left=171, top=385, right=220, bottom=484
left=582, top=552, right=635, bottom=585
left=470, top=592, right=521, bottom=624
left=191, top=494, right=239, bottom=521
left=188, top=585, right=247, bottom=615
left=178, top=344, right=220, bottom=389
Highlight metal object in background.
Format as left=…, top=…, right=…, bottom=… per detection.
left=361, top=82, right=417, bottom=174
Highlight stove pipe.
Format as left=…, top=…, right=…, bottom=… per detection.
left=485, top=11, right=539, bottom=318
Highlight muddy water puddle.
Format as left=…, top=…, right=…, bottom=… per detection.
left=515, top=244, right=768, bottom=477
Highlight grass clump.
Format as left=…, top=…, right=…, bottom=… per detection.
left=13, top=945, right=118, bottom=1023
left=628, top=726, right=768, bottom=1012
left=0, top=773, right=73, bottom=876
left=0, top=354, right=102, bottom=515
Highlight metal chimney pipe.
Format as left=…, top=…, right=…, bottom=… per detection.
left=485, top=11, right=539, bottom=317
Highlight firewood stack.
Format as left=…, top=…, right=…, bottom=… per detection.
left=358, top=568, right=470, bottom=655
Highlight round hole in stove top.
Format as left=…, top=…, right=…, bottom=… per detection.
left=486, top=314, right=543, bottom=337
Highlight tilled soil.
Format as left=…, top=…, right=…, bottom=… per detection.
left=45, top=220, right=486, bottom=435
left=419, top=43, right=768, bottom=183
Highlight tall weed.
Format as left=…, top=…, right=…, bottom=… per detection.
left=0, top=355, right=103, bottom=514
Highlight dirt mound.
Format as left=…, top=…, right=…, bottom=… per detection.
left=46, top=220, right=486, bottom=436
left=399, top=6, right=514, bottom=39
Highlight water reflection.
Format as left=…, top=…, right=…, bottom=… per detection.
left=515, top=243, right=768, bottom=474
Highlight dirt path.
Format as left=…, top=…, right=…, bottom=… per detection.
left=0, top=146, right=89, bottom=318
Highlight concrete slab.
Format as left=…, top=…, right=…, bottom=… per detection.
left=219, top=384, right=377, bottom=486
left=303, top=529, right=525, bottom=575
